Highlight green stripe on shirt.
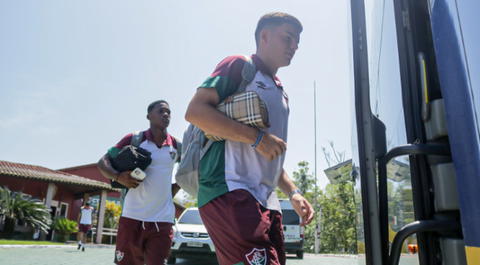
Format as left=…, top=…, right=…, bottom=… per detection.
left=200, top=76, right=238, bottom=102
left=108, top=146, right=121, bottom=159
left=198, top=141, right=229, bottom=208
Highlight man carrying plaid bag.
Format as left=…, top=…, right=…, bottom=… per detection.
left=185, top=12, right=314, bottom=265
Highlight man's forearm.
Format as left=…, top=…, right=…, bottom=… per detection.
left=97, top=154, right=119, bottom=181
left=277, top=169, right=297, bottom=196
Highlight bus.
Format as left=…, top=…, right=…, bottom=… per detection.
left=349, top=0, right=479, bottom=264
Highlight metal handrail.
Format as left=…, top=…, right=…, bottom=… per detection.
left=388, top=220, right=461, bottom=265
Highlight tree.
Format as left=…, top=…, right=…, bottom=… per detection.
left=291, top=161, right=315, bottom=196
left=322, top=140, right=346, bottom=168
left=318, top=183, right=356, bottom=253
left=0, top=186, right=52, bottom=239
left=317, top=141, right=356, bottom=254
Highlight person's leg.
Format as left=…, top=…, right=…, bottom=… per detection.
left=199, top=189, right=281, bottom=265
left=77, top=230, right=83, bottom=250
left=115, top=217, right=146, bottom=265
left=77, top=231, right=82, bottom=243
left=144, top=222, right=173, bottom=265
left=269, top=211, right=286, bottom=265
left=81, top=225, right=91, bottom=251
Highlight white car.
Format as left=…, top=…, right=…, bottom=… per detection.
left=168, top=207, right=216, bottom=264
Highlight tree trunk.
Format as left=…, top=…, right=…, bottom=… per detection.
left=2, top=217, right=16, bottom=239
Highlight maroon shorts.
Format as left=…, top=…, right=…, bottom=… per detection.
left=115, top=217, right=173, bottom=265
left=78, top=224, right=91, bottom=233
left=199, top=189, right=285, bottom=265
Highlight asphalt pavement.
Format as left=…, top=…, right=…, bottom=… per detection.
left=0, top=244, right=419, bottom=265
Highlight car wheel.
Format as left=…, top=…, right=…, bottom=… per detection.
left=296, top=250, right=303, bottom=259
left=167, top=256, right=176, bottom=264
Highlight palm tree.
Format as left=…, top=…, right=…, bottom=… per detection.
left=0, top=186, right=52, bottom=239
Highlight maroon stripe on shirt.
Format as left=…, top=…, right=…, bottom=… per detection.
left=210, top=54, right=283, bottom=90
left=114, top=130, right=176, bottom=149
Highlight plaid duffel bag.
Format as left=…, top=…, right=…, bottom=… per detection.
left=205, top=90, right=270, bottom=142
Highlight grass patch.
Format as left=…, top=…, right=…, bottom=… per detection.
left=0, top=239, right=70, bottom=245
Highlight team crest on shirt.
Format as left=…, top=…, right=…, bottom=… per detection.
left=116, top=250, right=124, bottom=261
left=170, top=151, right=176, bottom=160
left=245, top=248, right=267, bottom=265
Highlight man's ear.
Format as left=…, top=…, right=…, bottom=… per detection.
left=260, top=29, right=269, bottom=44
left=146, top=114, right=150, bottom=121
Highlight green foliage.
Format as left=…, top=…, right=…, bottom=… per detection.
left=51, top=216, right=78, bottom=242
left=317, top=182, right=356, bottom=253
left=291, top=161, right=315, bottom=196
left=0, top=186, right=52, bottom=239
left=0, top=239, right=66, bottom=245
left=175, top=193, right=197, bottom=209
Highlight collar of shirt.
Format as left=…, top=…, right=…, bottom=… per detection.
left=251, top=54, right=284, bottom=90
left=145, top=129, right=173, bottom=147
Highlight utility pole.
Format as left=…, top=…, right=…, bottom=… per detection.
left=314, top=81, right=319, bottom=254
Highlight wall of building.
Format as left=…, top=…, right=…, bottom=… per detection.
left=0, top=175, right=77, bottom=220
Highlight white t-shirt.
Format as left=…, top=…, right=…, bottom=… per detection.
left=121, top=140, right=179, bottom=223
left=79, top=207, right=93, bottom=225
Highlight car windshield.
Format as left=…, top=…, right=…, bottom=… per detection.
left=282, top=210, right=300, bottom=225
left=178, top=209, right=203, bottom=224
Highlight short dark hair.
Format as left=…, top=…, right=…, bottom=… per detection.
left=147, top=100, right=169, bottom=113
left=85, top=202, right=90, bottom=207
left=255, top=12, right=303, bottom=48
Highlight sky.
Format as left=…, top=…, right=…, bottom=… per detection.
left=0, top=0, right=353, bottom=191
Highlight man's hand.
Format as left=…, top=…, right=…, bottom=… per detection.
left=254, top=132, right=287, bottom=162
left=290, top=194, right=315, bottom=226
left=116, top=171, right=143, bottom=189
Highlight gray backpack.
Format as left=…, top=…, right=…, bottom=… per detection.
left=176, top=55, right=256, bottom=198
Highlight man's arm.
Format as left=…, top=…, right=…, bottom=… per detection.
left=185, top=87, right=286, bottom=162
left=277, top=169, right=315, bottom=226
left=77, top=211, right=81, bottom=224
left=97, top=153, right=143, bottom=189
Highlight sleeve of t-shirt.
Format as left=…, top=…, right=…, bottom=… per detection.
left=198, top=55, right=246, bottom=102
left=107, top=133, right=134, bottom=159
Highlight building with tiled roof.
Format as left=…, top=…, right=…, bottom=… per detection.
left=0, top=160, right=120, bottom=242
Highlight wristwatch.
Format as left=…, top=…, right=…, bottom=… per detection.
left=288, top=189, right=303, bottom=200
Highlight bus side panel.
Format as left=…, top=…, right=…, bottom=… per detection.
left=431, top=0, right=480, bottom=254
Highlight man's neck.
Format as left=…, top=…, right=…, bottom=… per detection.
left=149, top=127, right=167, bottom=146
left=255, top=52, right=278, bottom=77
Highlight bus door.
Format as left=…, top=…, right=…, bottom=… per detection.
left=349, top=0, right=475, bottom=264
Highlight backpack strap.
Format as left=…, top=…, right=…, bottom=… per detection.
left=173, top=136, right=182, bottom=162
left=235, top=55, right=256, bottom=94
left=130, top=131, right=143, bottom=147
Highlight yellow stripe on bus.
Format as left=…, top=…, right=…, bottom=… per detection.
left=423, top=59, right=428, bottom=103
left=466, top=246, right=480, bottom=265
